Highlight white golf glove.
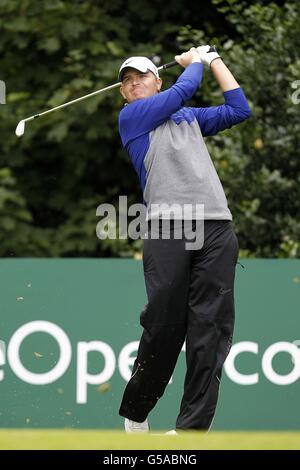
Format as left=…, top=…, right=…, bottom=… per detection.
left=196, top=45, right=221, bottom=66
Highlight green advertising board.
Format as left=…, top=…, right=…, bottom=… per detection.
left=0, top=259, right=299, bottom=430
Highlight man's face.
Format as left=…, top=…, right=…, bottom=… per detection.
left=120, top=68, right=162, bottom=103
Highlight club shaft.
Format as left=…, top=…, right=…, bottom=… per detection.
left=23, top=60, right=178, bottom=123
left=158, top=60, right=178, bottom=70
left=26, top=82, right=121, bottom=122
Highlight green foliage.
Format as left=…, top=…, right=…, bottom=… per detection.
left=0, top=0, right=228, bottom=257
left=0, top=0, right=299, bottom=257
left=0, top=167, right=38, bottom=256
left=179, top=0, right=300, bottom=257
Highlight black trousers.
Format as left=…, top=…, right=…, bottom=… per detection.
left=119, top=220, right=239, bottom=430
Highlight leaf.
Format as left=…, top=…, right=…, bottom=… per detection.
left=47, top=122, right=69, bottom=142
left=37, top=37, right=60, bottom=53
left=7, top=92, right=30, bottom=103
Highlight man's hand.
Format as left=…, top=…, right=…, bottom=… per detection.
left=196, top=45, right=221, bottom=67
left=175, top=47, right=201, bottom=69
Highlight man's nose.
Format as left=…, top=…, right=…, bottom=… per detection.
left=132, top=76, right=141, bottom=85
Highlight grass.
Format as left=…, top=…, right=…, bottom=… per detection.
left=0, top=430, right=299, bottom=450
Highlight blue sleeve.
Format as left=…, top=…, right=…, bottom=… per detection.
left=119, top=62, right=204, bottom=147
left=188, top=87, right=251, bottom=137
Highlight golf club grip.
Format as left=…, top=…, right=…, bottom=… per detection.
left=159, top=46, right=217, bottom=70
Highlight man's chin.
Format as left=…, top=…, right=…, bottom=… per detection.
left=130, top=96, right=145, bottom=103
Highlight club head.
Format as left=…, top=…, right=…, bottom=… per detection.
left=15, top=120, right=25, bottom=137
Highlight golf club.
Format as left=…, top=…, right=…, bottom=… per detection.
left=15, top=60, right=177, bottom=137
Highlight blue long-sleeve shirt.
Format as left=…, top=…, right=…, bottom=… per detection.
left=119, top=62, right=251, bottom=220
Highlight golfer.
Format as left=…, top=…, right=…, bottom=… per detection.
left=117, top=46, right=251, bottom=432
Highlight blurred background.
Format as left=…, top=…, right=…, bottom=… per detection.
left=1, top=0, right=299, bottom=259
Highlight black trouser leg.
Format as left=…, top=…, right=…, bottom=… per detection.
left=176, top=221, right=239, bottom=430
left=119, top=225, right=191, bottom=422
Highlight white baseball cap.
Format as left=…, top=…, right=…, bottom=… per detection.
left=118, top=56, right=159, bottom=82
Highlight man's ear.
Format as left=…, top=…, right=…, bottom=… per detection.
left=156, top=78, right=162, bottom=92
left=120, top=86, right=126, bottom=100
